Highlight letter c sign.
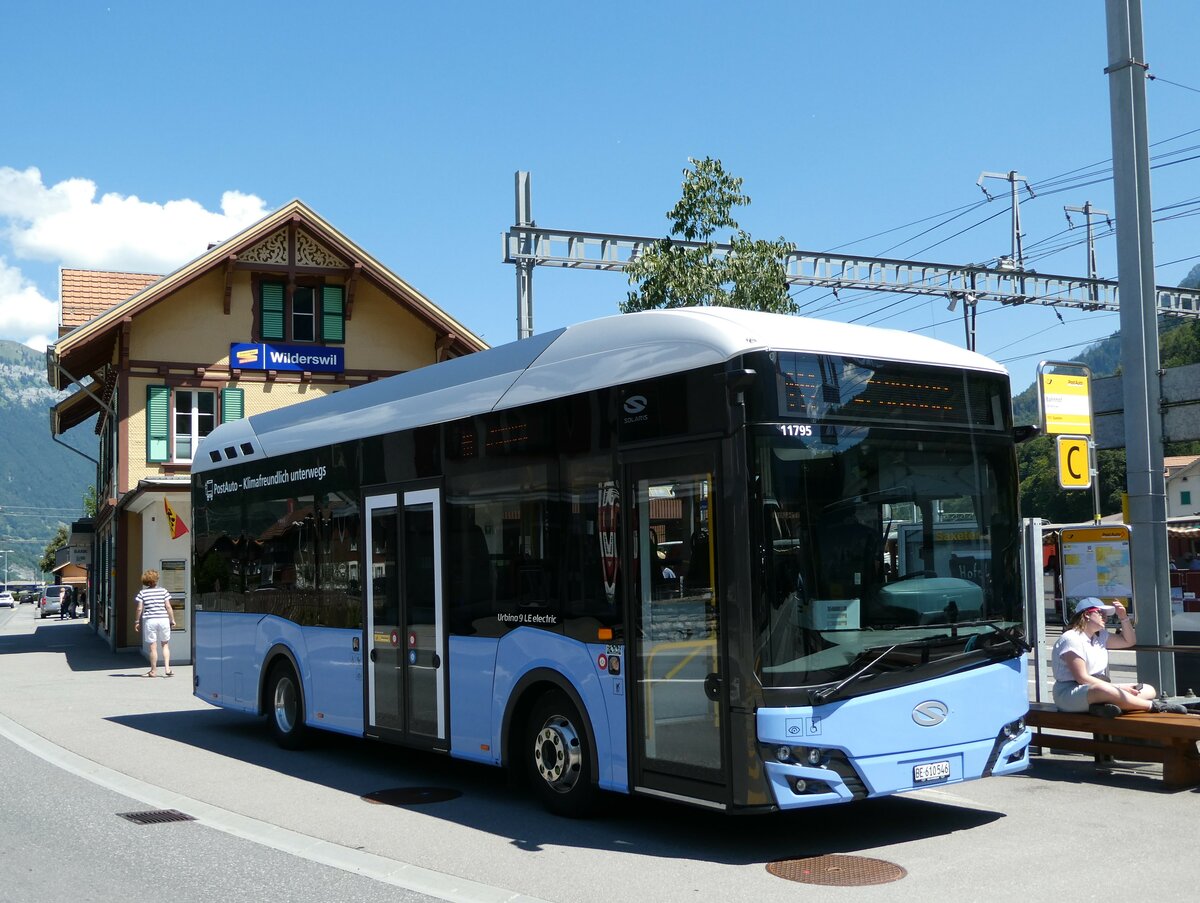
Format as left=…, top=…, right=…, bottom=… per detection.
left=1056, top=436, right=1091, bottom=489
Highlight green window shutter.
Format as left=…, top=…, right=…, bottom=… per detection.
left=261, top=282, right=285, bottom=340
left=146, top=385, right=170, bottom=463
left=221, top=387, right=244, bottom=423
left=321, top=285, right=345, bottom=343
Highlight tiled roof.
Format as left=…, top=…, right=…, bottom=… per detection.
left=60, top=268, right=162, bottom=330
left=1165, top=455, right=1200, bottom=473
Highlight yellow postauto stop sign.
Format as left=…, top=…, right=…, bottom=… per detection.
left=1041, top=372, right=1092, bottom=435
left=1056, top=435, right=1091, bottom=489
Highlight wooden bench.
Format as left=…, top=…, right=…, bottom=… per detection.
left=1026, top=701, right=1200, bottom=789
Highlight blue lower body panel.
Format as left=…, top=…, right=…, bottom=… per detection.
left=449, top=628, right=629, bottom=793
left=194, top=612, right=363, bottom=737
left=757, top=657, right=1031, bottom=810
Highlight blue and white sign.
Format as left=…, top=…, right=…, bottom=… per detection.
left=231, top=342, right=345, bottom=373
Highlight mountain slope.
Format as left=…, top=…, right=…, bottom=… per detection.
left=1012, top=316, right=1200, bottom=425
left=0, top=340, right=95, bottom=581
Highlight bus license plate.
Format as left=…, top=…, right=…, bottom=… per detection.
left=913, top=761, right=950, bottom=783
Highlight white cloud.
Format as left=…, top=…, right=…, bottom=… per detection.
left=0, top=256, right=57, bottom=349
left=0, top=166, right=273, bottom=348
left=0, top=167, right=271, bottom=272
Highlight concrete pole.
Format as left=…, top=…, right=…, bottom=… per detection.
left=1065, top=202, right=1111, bottom=302
left=1104, top=0, right=1174, bottom=692
left=977, top=171, right=1031, bottom=269
left=515, top=171, right=535, bottom=340
left=1010, top=172, right=1025, bottom=267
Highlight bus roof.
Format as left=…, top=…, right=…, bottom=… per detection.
left=193, top=307, right=1007, bottom=473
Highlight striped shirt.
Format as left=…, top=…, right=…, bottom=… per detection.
left=136, top=586, right=173, bottom=620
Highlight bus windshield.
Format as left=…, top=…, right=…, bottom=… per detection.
left=753, top=423, right=1022, bottom=691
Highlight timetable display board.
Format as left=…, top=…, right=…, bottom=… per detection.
left=1060, top=524, right=1134, bottom=618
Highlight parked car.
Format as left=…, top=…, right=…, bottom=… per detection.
left=19, top=590, right=37, bottom=604
left=38, top=585, right=71, bottom=619
left=0, top=591, right=14, bottom=608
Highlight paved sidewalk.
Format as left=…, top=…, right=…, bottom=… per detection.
left=2, top=608, right=1198, bottom=903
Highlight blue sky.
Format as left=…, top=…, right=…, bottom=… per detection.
left=2, top=1, right=1199, bottom=393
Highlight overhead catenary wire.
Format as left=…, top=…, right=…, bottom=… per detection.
left=832, top=124, right=1200, bottom=268
left=788, top=125, right=1200, bottom=315
left=823, top=166, right=1200, bottom=323
left=997, top=332, right=1123, bottom=365
left=806, top=83, right=1200, bottom=367
left=1147, top=73, right=1200, bottom=96
left=779, top=110, right=1200, bottom=367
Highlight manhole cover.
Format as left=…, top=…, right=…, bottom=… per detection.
left=361, top=787, right=461, bottom=806
left=767, top=854, right=907, bottom=886
left=117, top=809, right=196, bottom=826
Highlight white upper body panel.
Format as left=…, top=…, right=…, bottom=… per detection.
left=193, top=307, right=1007, bottom=474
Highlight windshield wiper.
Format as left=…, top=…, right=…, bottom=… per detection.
left=978, top=622, right=1031, bottom=655
left=810, top=644, right=899, bottom=706
left=808, top=625, right=1030, bottom=706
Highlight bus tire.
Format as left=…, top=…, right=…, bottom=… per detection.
left=526, top=690, right=596, bottom=818
left=266, top=660, right=308, bottom=750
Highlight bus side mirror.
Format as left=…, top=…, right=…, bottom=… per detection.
left=1013, top=424, right=1040, bottom=444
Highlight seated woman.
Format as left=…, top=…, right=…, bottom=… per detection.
left=1052, top=597, right=1191, bottom=716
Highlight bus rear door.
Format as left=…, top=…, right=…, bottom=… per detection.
left=363, top=483, right=447, bottom=749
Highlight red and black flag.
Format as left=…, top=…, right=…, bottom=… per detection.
left=164, top=497, right=189, bottom=540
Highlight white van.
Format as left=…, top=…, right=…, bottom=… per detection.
left=39, top=585, right=72, bottom=619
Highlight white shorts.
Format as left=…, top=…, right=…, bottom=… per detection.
left=143, top=618, right=171, bottom=644
left=1052, top=679, right=1092, bottom=712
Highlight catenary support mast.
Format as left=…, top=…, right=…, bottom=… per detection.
left=1106, top=0, right=1173, bottom=692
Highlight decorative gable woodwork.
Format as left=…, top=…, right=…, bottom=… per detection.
left=240, top=229, right=289, bottom=264
left=296, top=231, right=346, bottom=268
left=239, top=227, right=347, bottom=269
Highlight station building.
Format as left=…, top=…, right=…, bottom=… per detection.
left=46, top=200, right=486, bottom=662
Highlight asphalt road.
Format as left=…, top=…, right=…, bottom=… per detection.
left=1, top=603, right=1197, bottom=902
left=0, top=730, right=438, bottom=903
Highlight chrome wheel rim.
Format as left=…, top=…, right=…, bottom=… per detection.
left=534, top=714, right=582, bottom=793
left=273, top=676, right=297, bottom=734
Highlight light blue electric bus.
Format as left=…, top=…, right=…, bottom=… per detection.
left=191, top=307, right=1031, bottom=815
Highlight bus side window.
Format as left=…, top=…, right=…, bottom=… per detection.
left=448, top=520, right=494, bottom=634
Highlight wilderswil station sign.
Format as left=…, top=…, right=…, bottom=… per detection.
left=230, top=342, right=345, bottom=373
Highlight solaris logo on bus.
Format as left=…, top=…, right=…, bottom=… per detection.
left=911, top=701, right=950, bottom=727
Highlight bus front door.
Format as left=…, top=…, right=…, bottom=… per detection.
left=626, top=451, right=728, bottom=807
left=364, top=486, right=446, bottom=748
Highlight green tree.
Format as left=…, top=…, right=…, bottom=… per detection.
left=39, top=524, right=69, bottom=575
left=622, top=157, right=797, bottom=314
left=83, top=485, right=97, bottom=518
left=1017, top=438, right=1126, bottom=523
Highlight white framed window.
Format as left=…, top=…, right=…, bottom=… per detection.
left=291, top=287, right=317, bottom=342
left=173, top=390, right=216, bottom=462
left=147, top=386, right=241, bottom=464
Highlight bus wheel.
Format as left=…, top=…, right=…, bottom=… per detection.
left=527, top=690, right=596, bottom=817
left=267, top=660, right=308, bottom=750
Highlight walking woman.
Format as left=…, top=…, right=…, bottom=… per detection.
left=133, top=569, right=177, bottom=677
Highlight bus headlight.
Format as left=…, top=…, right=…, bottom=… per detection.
left=768, top=744, right=825, bottom=763
left=767, top=744, right=827, bottom=767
